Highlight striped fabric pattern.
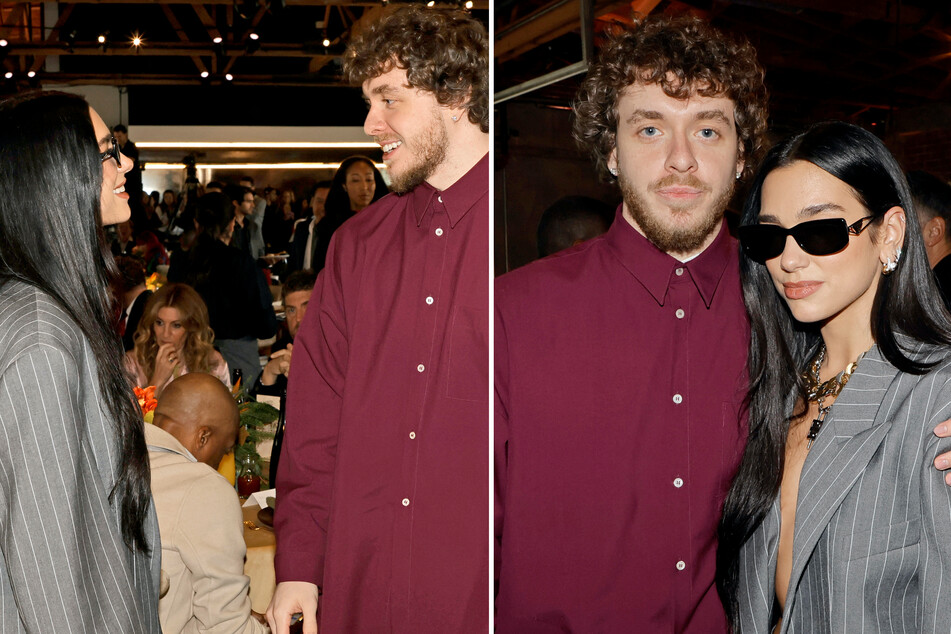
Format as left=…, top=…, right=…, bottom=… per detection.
left=0, top=281, right=160, bottom=633
left=737, top=342, right=951, bottom=633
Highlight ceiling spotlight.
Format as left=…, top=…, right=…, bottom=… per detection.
left=427, top=1, right=435, bottom=6
left=200, top=70, right=209, bottom=78
left=131, top=32, right=143, bottom=48
left=465, top=0, right=473, bottom=7
left=249, top=32, right=259, bottom=41
left=98, top=34, right=106, bottom=44
left=4, top=71, right=12, bottom=79
left=27, top=70, right=35, bottom=78
left=322, top=37, right=331, bottom=47
left=225, top=73, right=234, bottom=81
left=213, top=36, right=223, bottom=44
left=0, top=39, right=8, bottom=47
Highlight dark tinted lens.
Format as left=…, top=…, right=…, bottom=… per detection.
left=737, top=224, right=787, bottom=263
left=738, top=218, right=850, bottom=263
left=791, top=218, right=849, bottom=256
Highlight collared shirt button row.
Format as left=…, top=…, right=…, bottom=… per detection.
left=672, top=394, right=683, bottom=404
left=425, top=296, right=434, bottom=305
left=417, top=364, right=425, bottom=373
left=676, top=560, right=686, bottom=571
left=435, top=227, right=444, bottom=236
left=673, top=477, right=683, bottom=488
left=675, top=267, right=684, bottom=276
left=401, top=498, right=410, bottom=507
left=675, top=308, right=685, bottom=319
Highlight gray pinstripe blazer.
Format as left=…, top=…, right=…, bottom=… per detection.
left=737, top=343, right=951, bottom=633
left=0, top=281, right=161, bottom=632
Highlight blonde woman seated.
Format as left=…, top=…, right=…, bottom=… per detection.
left=126, top=283, right=231, bottom=395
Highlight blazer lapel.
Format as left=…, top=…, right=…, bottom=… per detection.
left=782, top=347, right=900, bottom=622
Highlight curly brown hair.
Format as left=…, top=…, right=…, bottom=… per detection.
left=573, top=15, right=769, bottom=180
left=133, top=283, right=218, bottom=381
left=344, top=6, right=488, bottom=133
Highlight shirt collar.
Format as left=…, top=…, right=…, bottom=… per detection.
left=145, top=423, right=198, bottom=463
left=410, top=153, right=488, bottom=227
left=604, top=205, right=736, bottom=308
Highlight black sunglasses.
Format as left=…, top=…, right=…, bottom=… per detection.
left=737, top=215, right=876, bottom=263
left=99, top=136, right=122, bottom=164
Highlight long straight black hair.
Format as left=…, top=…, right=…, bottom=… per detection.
left=716, top=121, right=951, bottom=627
left=0, top=91, right=152, bottom=554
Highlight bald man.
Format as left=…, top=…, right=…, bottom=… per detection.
left=146, top=373, right=269, bottom=634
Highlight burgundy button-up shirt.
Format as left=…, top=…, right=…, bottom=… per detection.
left=276, top=155, right=489, bottom=633
left=495, top=208, right=749, bottom=633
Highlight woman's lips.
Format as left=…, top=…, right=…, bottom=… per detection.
left=783, top=281, right=822, bottom=300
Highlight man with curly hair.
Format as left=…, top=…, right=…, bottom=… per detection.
left=268, top=6, right=489, bottom=634
left=495, top=15, right=768, bottom=632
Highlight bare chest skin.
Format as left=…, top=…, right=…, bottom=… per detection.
left=775, top=398, right=831, bottom=629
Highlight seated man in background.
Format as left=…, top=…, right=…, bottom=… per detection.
left=114, top=255, right=152, bottom=352
left=536, top=195, right=614, bottom=258
left=253, top=269, right=316, bottom=397
left=147, top=373, right=269, bottom=633
left=252, top=269, right=316, bottom=488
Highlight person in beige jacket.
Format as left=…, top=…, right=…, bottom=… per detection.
left=147, top=373, right=269, bottom=633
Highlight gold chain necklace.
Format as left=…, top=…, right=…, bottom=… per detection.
left=801, top=344, right=864, bottom=449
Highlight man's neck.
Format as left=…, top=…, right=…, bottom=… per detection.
left=425, top=124, right=489, bottom=191
left=929, top=240, right=951, bottom=269
left=621, top=206, right=723, bottom=262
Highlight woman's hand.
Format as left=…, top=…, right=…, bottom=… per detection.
left=150, top=342, right=181, bottom=387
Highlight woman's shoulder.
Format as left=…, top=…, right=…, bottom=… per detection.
left=0, top=281, right=85, bottom=359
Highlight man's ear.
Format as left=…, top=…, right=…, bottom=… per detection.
left=924, top=216, right=946, bottom=248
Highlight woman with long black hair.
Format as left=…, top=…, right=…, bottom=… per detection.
left=0, top=92, right=160, bottom=631
left=310, top=155, right=389, bottom=272
left=718, top=121, right=951, bottom=632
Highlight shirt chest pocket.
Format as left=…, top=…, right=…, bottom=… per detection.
left=846, top=517, right=920, bottom=561
left=447, top=306, right=488, bottom=402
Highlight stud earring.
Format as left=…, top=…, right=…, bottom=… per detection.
left=451, top=115, right=458, bottom=121
left=609, top=167, right=618, bottom=177
left=736, top=171, right=742, bottom=180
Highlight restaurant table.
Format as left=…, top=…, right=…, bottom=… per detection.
left=243, top=503, right=276, bottom=613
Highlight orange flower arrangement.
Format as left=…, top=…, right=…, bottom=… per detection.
left=134, top=385, right=158, bottom=424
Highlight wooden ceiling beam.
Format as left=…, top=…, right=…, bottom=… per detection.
left=29, top=3, right=75, bottom=73
left=5, top=43, right=338, bottom=57
left=161, top=4, right=208, bottom=74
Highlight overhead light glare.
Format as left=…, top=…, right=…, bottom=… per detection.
left=3, top=71, right=12, bottom=79
left=225, top=73, right=234, bottom=81
left=427, top=1, right=435, bottom=6
left=0, top=39, right=8, bottom=47
left=322, top=38, right=331, bottom=47
left=132, top=36, right=142, bottom=47
left=98, top=34, right=106, bottom=44
left=465, top=0, right=473, bottom=7
left=200, top=70, right=210, bottom=78
left=27, top=71, right=35, bottom=78
left=249, top=32, right=260, bottom=41
left=213, top=36, right=223, bottom=44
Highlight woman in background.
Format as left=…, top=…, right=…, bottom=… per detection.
left=126, top=283, right=230, bottom=396
left=0, top=91, right=160, bottom=632
left=311, top=155, right=389, bottom=271
left=718, top=121, right=951, bottom=633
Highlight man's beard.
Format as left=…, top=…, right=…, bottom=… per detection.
left=618, top=172, right=733, bottom=256
left=386, top=106, right=448, bottom=193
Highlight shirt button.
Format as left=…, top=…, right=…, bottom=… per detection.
left=675, top=267, right=684, bottom=276
left=673, top=394, right=683, bottom=404
left=437, top=195, right=443, bottom=203
left=435, top=227, right=444, bottom=236
left=425, top=296, right=434, bottom=305
left=409, top=431, right=416, bottom=439
left=675, top=308, right=685, bottom=319
left=401, top=498, right=410, bottom=507
left=417, top=364, right=425, bottom=373
left=676, top=560, right=686, bottom=571
left=673, top=477, right=684, bottom=488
